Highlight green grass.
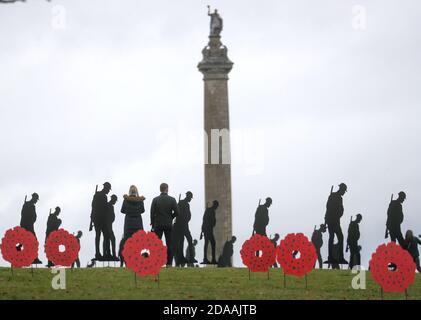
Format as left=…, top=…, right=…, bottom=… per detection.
left=0, top=267, right=420, bottom=300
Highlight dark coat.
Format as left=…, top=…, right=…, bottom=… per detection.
left=253, top=205, right=269, bottom=233
left=175, top=199, right=191, bottom=227
left=150, top=193, right=179, bottom=229
left=202, top=207, right=216, bottom=234
left=347, top=221, right=360, bottom=245
left=91, top=190, right=108, bottom=224
left=20, top=201, right=37, bottom=231
left=106, top=201, right=116, bottom=224
left=121, top=195, right=145, bottom=237
left=406, top=237, right=421, bottom=258
left=46, top=214, right=62, bottom=238
left=311, top=230, right=323, bottom=249
left=325, top=192, right=344, bottom=224
left=218, top=240, right=234, bottom=267
left=386, top=200, right=404, bottom=229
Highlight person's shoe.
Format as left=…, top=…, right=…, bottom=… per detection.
left=32, top=258, right=42, bottom=264
left=111, top=255, right=120, bottom=262
left=95, top=253, right=103, bottom=261
left=201, top=259, right=210, bottom=265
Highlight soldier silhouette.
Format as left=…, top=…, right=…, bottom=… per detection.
left=217, top=236, right=236, bottom=267
left=386, top=192, right=406, bottom=246
left=186, top=239, right=198, bottom=267
left=90, top=182, right=111, bottom=260
left=201, top=200, right=219, bottom=264
left=20, top=193, right=42, bottom=264
left=71, top=231, right=83, bottom=269
left=270, top=233, right=280, bottom=268
left=311, top=224, right=327, bottom=269
left=324, top=183, right=348, bottom=265
left=103, top=194, right=118, bottom=261
left=253, top=197, right=272, bottom=236
left=46, top=207, right=62, bottom=267
left=173, top=191, right=194, bottom=267
left=150, top=183, right=179, bottom=266
left=347, top=214, right=362, bottom=269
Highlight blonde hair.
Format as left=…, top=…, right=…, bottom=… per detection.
left=129, top=185, right=139, bottom=197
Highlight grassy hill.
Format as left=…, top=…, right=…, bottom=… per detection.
left=0, top=267, right=420, bottom=300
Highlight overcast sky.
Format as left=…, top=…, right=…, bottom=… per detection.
left=0, top=0, right=420, bottom=269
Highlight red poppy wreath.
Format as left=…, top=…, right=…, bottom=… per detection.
left=45, top=229, right=80, bottom=267
left=0, top=226, right=39, bottom=268
left=277, top=233, right=317, bottom=277
left=369, top=242, right=415, bottom=293
left=240, top=234, right=276, bottom=272
left=122, top=230, right=167, bottom=277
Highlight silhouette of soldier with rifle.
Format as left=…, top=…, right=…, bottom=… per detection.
left=20, top=193, right=42, bottom=264
left=347, top=214, right=362, bottom=269
left=324, top=183, right=348, bottom=265
left=217, top=236, right=236, bottom=267
left=90, top=182, right=111, bottom=261
left=173, top=191, right=194, bottom=267
left=201, top=200, right=219, bottom=264
left=386, top=192, right=406, bottom=246
left=253, top=197, right=272, bottom=236
left=45, top=207, right=62, bottom=267
left=311, top=224, right=327, bottom=269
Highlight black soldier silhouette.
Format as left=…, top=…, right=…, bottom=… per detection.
left=173, top=191, right=194, bottom=267
left=119, top=185, right=145, bottom=265
left=201, top=200, right=219, bottom=264
left=217, top=236, right=236, bottom=267
left=347, top=214, right=362, bottom=269
left=150, top=183, right=179, bottom=266
left=45, top=207, right=62, bottom=267
left=71, top=231, right=83, bottom=269
left=253, top=198, right=272, bottom=236
left=103, top=194, right=118, bottom=261
left=90, top=182, right=111, bottom=261
left=20, top=193, right=42, bottom=264
left=324, top=183, right=348, bottom=265
left=404, top=230, right=421, bottom=272
left=270, top=233, right=280, bottom=268
left=311, top=224, right=326, bottom=269
left=386, top=192, right=406, bottom=246
left=186, top=239, right=198, bottom=267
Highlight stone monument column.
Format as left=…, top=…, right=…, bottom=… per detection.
left=198, top=8, right=233, bottom=261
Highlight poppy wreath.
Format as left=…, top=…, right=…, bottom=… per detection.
left=122, top=230, right=167, bottom=277
left=369, top=242, right=416, bottom=293
left=240, top=234, right=276, bottom=272
left=277, top=233, right=317, bottom=277
left=0, top=226, right=39, bottom=268
left=45, top=229, right=80, bottom=267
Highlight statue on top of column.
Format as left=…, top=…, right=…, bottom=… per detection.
left=208, top=6, right=223, bottom=37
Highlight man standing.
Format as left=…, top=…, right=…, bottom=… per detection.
left=21, top=193, right=42, bottom=264
left=91, top=182, right=111, bottom=260
left=324, top=183, right=348, bottom=265
left=45, top=207, right=62, bottom=267
left=201, top=200, right=219, bottom=264
left=103, top=194, right=118, bottom=261
left=173, top=191, right=194, bottom=266
left=253, top=197, right=272, bottom=236
left=386, top=192, right=406, bottom=246
left=311, top=224, right=327, bottom=269
left=150, top=183, right=179, bottom=266
left=347, top=214, right=362, bottom=269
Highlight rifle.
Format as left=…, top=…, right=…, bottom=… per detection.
left=385, top=194, right=393, bottom=239
left=24, top=195, right=27, bottom=203
left=178, top=194, right=181, bottom=202
left=346, top=216, right=352, bottom=253
left=89, top=185, right=98, bottom=232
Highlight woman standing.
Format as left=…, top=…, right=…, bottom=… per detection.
left=404, top=230, right=421, bottom=272
left=119, top=185, right=145, bottom=266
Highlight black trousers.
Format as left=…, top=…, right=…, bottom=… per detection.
left=203, top=231, right=216, bottom=262
left=389, top=225, right=404, bottom=246
left=348, top=242, right=360, bottom=269
left=103, top=223, right=116, bottom=257
left=327, top=221, right=344, bottom=261
left=154, top=226, right=173, bottom=265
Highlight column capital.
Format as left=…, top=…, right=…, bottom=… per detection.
left=198, top=36, right=233, bottom=80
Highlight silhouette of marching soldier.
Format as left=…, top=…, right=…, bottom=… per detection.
left=311, top=224, right=326, bottom=269
left=253, top=197, right=272, bottom=236
left=270, top=233, right=280, bottom=268
left=324, top=183, right=348, bottom=265
left=103, top=194, right=118, bottom=261
left=201, top=200, right=219, bottom=264
left=186, top=239, right=198, bottom=267
left=173, top=191, right=194, bottom=267
left=71, top=231, right=83, bottom=269
left=347, top=214, right=362, bottom=269
left=90, top=182, right=111, bottom=261
left=20, top=193, right=42, bottom=264
left=45, top=207, right=62, bottom=267
left=119, top=185, right=145, bottom=265
left=217, top=236, right=236, bottom=267
left=150, top=183, right=179, bottom=266
left=386, top=192, right=406, bottom=246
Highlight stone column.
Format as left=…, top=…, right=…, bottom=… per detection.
left=198, top=34, right=233, bottom=261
